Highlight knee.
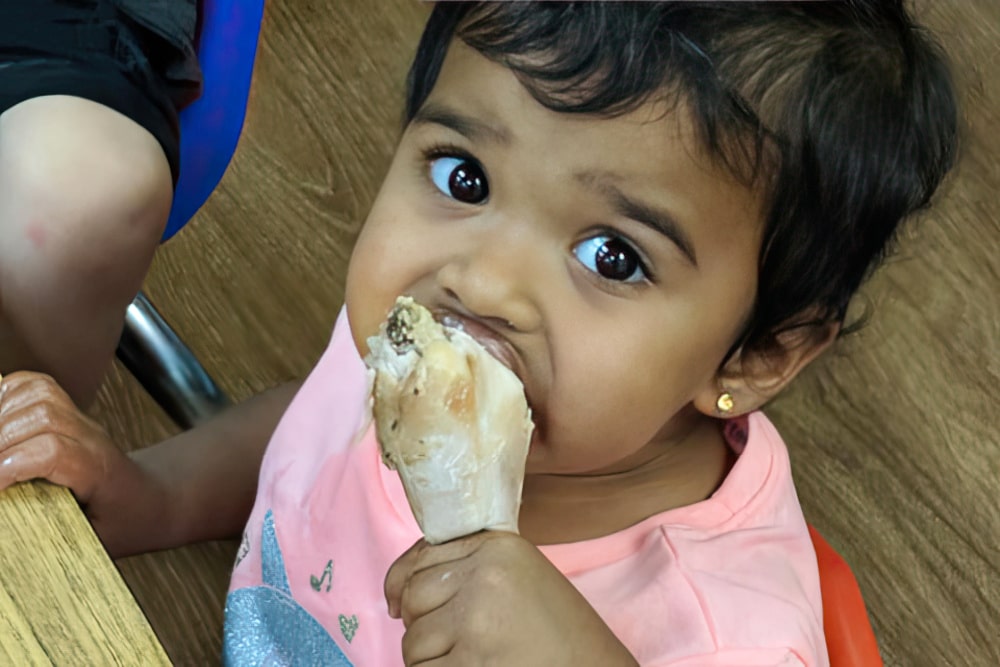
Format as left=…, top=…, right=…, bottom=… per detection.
left=0, top=96, right=173, bottom=294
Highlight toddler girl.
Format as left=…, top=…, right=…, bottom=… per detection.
left=0, top=2, right=957, bottom=665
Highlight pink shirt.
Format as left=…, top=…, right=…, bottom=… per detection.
left=223, top=309, right=827, bottom=666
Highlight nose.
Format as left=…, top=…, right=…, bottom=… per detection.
left=435, top=231, right=543, bottom=333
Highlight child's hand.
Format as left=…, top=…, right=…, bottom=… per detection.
left=0, top=371, right=157, bottom=554
left=385, top=531, right=639, bottom=667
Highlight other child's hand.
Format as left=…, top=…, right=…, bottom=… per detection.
left=0, top=371, right=158, bottom=555
left=385, top=531, right=639, bottom=667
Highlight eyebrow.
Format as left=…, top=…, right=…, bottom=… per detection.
left=411, top=103, right=512, bottom=145
left=578, top=172, right=698, bottom=267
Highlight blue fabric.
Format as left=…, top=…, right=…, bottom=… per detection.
left=162, top=0, right=265, bottom=241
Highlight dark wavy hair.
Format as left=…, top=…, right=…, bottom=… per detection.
left=404, top=2, right=958, bottom=361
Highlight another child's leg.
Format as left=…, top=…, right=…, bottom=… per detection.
left=0, top=95, right=173, bottom=407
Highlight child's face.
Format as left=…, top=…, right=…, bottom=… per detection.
left=346, top=41, right=765, bottom=476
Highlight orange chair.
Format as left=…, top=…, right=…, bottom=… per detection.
left=808, top=525, right=884, bottom=666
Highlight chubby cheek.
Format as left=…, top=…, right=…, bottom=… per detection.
left=344, top=222, right=404, bottom=356
left=529, top=382, right=672, bottom=473
left=344, top=150, right=425, bottom=348
left=345, top=192, right=446, bottom=355
left=526, top=330, right=715, bottom=474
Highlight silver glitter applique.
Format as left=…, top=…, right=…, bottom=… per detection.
left=222, top=510, right=354, bottom=666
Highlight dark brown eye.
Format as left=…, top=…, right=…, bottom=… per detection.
left=574, top=235, right=647, bottom=283
left=430, top=156, right=489, bottom=204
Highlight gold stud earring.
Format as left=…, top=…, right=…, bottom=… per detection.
left=716, top=391, right=735, bottom=414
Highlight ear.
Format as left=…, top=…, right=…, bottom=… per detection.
left=693, top=320, right=840, bottom=418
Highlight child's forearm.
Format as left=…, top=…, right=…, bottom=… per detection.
left=116, top=381, right=302, bottom=557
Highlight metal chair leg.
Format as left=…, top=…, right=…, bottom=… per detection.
left=116, top=291, right=231, bottom=429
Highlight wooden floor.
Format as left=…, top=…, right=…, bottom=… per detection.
left=89, top=1, right=999, bottom=664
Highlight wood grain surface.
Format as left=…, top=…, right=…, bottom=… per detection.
left=83, top=0, right=998, bottom=664
left=0, top=482, right=169, bottom=665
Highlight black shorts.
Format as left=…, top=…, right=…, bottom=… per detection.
left=0, top=0, right=203, bottom=184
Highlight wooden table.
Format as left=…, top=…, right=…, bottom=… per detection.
left=0, top=481, right=170, bottom=665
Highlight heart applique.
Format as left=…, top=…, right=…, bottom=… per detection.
left=339, top=614, right=359, bottom=643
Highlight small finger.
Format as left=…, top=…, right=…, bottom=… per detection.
left=0, top=370, right=59, bottom=397
left=0, top=400, right=80, bottom=453
left=386, top=534, right=485, bottom=616
left=386, top=533, right=502, bottom=619
left=0, top=372, right=73, bottom=418
left=401, top=603, right=457, bottom=667
left=399, top=561, right=461, bottom=627
left=386, top=539, right=430, bottom=618
left=0, top=433, right=96, bottom=499
left=0, top=434, right=62, bottom=491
